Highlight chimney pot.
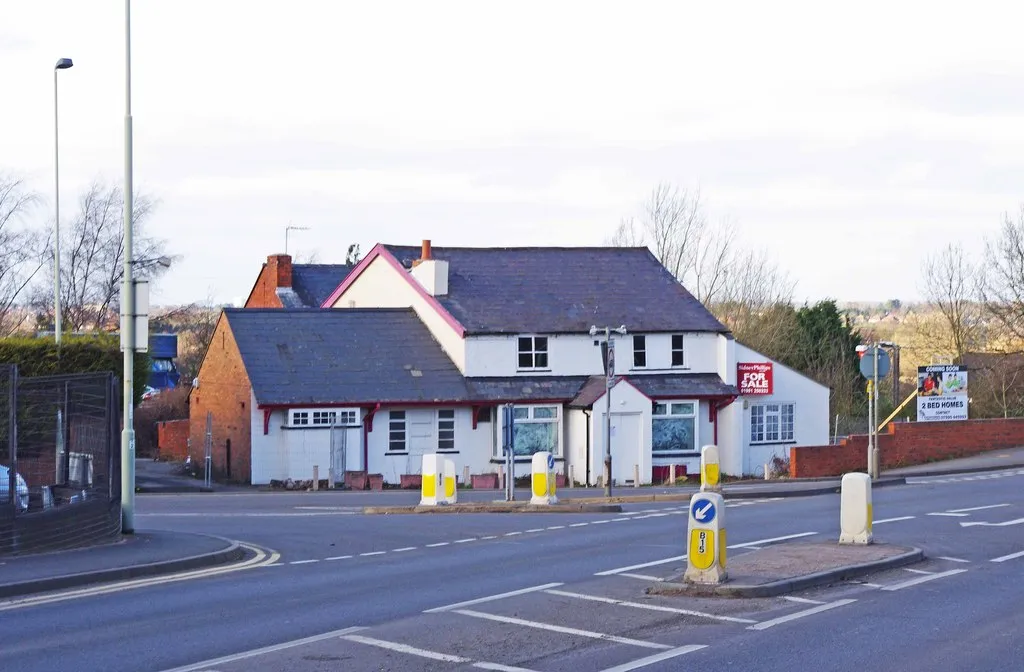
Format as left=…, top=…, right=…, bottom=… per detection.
left=421, top=239, right=432, bottom=260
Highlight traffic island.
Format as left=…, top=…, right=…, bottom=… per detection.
left=646, top=540, right=924, bottom=598
left=362, top=501, right=623, bottom=514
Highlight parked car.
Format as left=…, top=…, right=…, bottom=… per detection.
left=0, top=464, right=28, bottom=512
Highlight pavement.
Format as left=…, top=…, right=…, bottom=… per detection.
left=1, top=447, right=1020, bottom=605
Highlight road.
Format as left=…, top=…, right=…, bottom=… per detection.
left=2, top=468, right=1022, bottom=671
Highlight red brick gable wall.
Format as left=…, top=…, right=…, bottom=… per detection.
left=244, top=263, right=285, bottom=308
left=157, top=419, right=189, bottom=460
left=789, top=418, right=1024, bottom=477
left=189, top=316, right=253, bottom=483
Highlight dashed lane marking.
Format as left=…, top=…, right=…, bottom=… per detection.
left=289, top=559, right=319, bottom=565
left=948, top=504, right=1011, bottom=513
left=874, top=516, right=916, bottom=524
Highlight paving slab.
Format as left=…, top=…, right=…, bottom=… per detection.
left=647, top=540, right=924, bottom=598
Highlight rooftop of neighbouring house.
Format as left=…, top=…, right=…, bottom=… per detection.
left=290, top=264, right=353, bottom=307
left=378, top=243, right=730, bottom=335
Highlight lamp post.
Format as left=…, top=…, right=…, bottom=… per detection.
left=591, top=324, right=627, bottom=497
left=285, top=225, right=310, bottom=255
left=53, top=57, right=73, bottom=345
left=121, top=0, right=135, bottom=533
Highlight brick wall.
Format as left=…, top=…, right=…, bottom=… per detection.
left=157, top=419, right=189, bottom=460
left=790, top=418, right=1024, bottom=477
left=189, top=316, right=253, bottom=483
left=244, top=254, right=292, bottom=308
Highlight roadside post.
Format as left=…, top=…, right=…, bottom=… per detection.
left=443, top=458, right=458, bottom=504
left=419, top=453, right=445, bottom=506
left=502, top=403, right=515, bottom=501
left=838, top=472, right=873, bottom=544
left=700, top=444, right=721, bottom=492
left=858, top=345, right=890, bottom=479
left=683, top=491, right=727, bottom=584
left=530, top=451, right=558, bottom=505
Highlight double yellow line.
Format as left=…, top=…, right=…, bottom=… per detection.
left=0, top=542, right=280, bottom=612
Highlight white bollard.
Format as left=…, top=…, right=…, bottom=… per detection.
left=683, top=491, right=727, bottom=584
left=838, top=472, right=873, bottom=544
left=419, top=454, right=445, bottom=506
left=530, top=451, right=558, bottom=505
left=444, top=458, right=458, bottom=504
left=700, top=445, right=721, bottom=492
left=669, top=464, right=677, bottom=485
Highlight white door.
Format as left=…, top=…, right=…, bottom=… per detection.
left=610, top=413, right=643, bottom=485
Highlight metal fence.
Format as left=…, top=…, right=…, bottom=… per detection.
left=1, top=367, right=121, bottom=556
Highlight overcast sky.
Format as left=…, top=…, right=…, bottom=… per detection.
left=4, top=1, right=1021, bottom=307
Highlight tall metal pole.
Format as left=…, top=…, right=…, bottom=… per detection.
left=53, top=68, right=61, bottom=345
left=872, top=342, right=879, bottom=479
left=604, top=327, right=613, bottom=498
left=121, top=0, right=136, bottom=533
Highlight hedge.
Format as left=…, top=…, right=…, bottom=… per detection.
left=0, top=335, right=151, bottom=404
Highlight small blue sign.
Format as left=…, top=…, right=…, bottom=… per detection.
left=547, top=454, right=555, bottom=471
left=691, top=497, right=717, bottom=523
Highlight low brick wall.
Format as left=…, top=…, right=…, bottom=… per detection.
left=790, top=418, right=1024, bottom=478
left=157, top=419, right=189, bottom=461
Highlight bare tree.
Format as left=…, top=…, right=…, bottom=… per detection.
left=150, top=299, right=220, bottom=381
left=33, top=181, right=170, bottom=333
left=920, top=242, right=984, bottom=361
left=980, top=205, right=1024, bottom=343
left=0, top=174, right=48, bottom=335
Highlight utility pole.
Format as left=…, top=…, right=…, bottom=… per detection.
left=121, top=0, right=136, bottom=533
left=591, top=324, right=627, bottom=497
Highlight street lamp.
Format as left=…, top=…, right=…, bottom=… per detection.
left=122, top=0, right=135, bottom=533
left=53, top=57, right=73, bottom=345
left=285, top=225, right=310, bottom=255
left=590, top=324, right=627, bottom=497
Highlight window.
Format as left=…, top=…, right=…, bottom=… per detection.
left=671, top=334, right=685, bottom=367
left=632, top=335, right=647, bottom=368
left=652, top=401, right=697, bottom=453
left=750, top=403, right=795, bottom=443
left=288, top=408, right=358, bottom=427
left=389, top=411, right=407, bottom=452
left=501, top=405, right=560, bottom=456
left=438, top=410, right=455, bottom=451
left=517, top=336, right=549, bottom=369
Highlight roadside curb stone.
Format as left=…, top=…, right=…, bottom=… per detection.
left=363, top=502, right=623, bottom=514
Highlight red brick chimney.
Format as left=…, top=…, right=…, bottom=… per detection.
left=412, top=240, right=431, bottom=268
left=266, top=254, right=292, bottom=288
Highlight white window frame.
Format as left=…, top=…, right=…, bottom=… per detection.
left=388, top=410, right=407, bottom=453
left=437, top=409, right=456, bottom=452
left=632, top=335, right=647, bottom=369
left=652, top=399, right=699, bottom=454
left=288, top=408, right=359, bottom=428
left=495, top=404, right=561, bottom=458
left=670, top=334, right=685, bottom=368
left=517, top=335, right=550, bottom=371
left=750, top=402, right=795, bottom=444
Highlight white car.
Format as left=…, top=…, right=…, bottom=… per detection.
left=0, top=465, right=29, bottom=512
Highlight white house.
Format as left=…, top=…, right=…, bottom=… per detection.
left=196, top=240, right=829, bottom=486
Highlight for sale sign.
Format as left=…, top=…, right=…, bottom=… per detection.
left=738, top=362, right=773, bottom=395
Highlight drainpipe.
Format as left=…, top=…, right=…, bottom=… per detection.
left=582, top=409, right=591, bottom=487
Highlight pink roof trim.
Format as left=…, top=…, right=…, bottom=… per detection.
left=319, top=243, right=466, bottom=338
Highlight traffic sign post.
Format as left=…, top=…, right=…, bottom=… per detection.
left=683, top=492, right=727, bottom=584
left=859, top=345, right=891, bottom=479
left=530, top=451, right=558, bottom=505
left=838, top=472, right=873, bottom=545
left=700, top=444, right=721, bottom=492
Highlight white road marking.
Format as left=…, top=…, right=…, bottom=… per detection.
left=938, top=556, right=970, bottom=563
left=961, top=517, right=1024, bottom=528
left=591, top=520, right=612, bottom=524
left=453, top=609, right=672, bottom=649
left=946, top=504, right=1011, bottom=514
left=544, top=589, right=757, bottom=624
left=991, top=549, right=1024, bottom=563
left=861, top=582, right=884, bottom=588
left=747, top=599, right=857, bottom=630
left=341, top=634, right=469, bottom=662
left=525, top=529, right=545, bottom=533
left=595, top=555, right=687, bottom=576
left=454, top=538, right=477, bottom=543
left=927, top=512, right=969, bottom=517
left=728, top=532, right=818, bottom=549
left=426, top=542, right=450, bottom=547
left=505, top=531, right=524, bottom=535
left=597, top=644, right=707, bottom=672
left=902, top=568, right=934, bottom=575
left=874, top=516, right=916, bottom=524
left=474, top=662, right=540, bottom=672
left=392, top=547, right=416, bottom=552
left=569, top=523, right=589, bottom=528
left=423, top=582, right=564, bottom=613
left=157, top=626, right=366, bottom=671
left=325, top=555, right=352, bottom=561
left=619, top=573, right=664, bottom=582
left=546, top=525, right=565, bottom=530
left=783, top=596, right=824, bottom=605
left=881, top=568, right=968, bottom=590
left=359, top=551, right=386, bottom=557
left=289, top=559, right=319, bottom=565
left=481, top=535, right=498, bottom=540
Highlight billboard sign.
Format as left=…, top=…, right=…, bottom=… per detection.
left=917, top=365, right=969, bottom=422
left=738, top=362, right=773, bottom=395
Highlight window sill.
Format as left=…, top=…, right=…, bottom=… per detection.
left=749, top=441, right=797, bottom=446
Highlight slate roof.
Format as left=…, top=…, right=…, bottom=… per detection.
left=626, top=373, right=738, bottom=399
left=466, top=376, right=590, bottom=402
left=224, top=308, right=471, bottom=405
left=291, top=264, right=353, bottom=307
left=382, top=245, right=729, bottom=335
